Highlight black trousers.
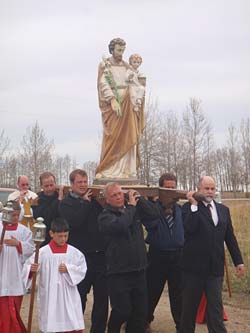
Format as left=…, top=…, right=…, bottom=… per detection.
left=77, top=253, right=108, bottom=333
left=146, top=247, right=182, bottom=330
left=179, top=272, right=227, bottom=333
left=107, top=270, right=147, bottom=333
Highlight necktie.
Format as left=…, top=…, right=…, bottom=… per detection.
left=207, top=203, right=219, bottom=226
left=207, top=204, right=212, bottom=216
left=166, top=214, right=174, bottom=229
left=207, top=203, right=213, bottom=218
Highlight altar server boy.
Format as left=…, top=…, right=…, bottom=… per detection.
left=0, top=201, right=34, bottom=333
left=24, top=217, right=87, bottom=333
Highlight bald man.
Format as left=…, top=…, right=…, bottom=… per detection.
left=8, top=175, right=37, bottom=202
left=8, top=175, right=37, bottom=224
left=179, top=176, right=244, bottom=333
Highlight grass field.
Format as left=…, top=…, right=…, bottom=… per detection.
left=223, top=200, right=250, bottom=299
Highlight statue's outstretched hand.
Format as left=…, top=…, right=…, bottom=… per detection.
left=111, top=98, right=120, bottom=113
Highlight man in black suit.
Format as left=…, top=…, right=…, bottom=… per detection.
left=180, top=176, right=245, bottom=333
left=32, top=172, right=64, bottom=245
left=59, top=169, right=108, bottom=333
left=145, top=173, right=184, bottom=333
left=98, top=182, right=159, bottom=333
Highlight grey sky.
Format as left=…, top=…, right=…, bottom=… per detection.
left=1, top=0, right=250, bottom=163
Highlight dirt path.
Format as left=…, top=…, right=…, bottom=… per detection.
left=21, top=289, right=250, bottom=333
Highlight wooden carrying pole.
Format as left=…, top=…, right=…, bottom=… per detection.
left=60, top=185, right=205, bottom=208
left=27, top=241, right=41, bottom=333
left=224, top=247, right=232, bottom=298
left=0, top=223, right=7, bottom=246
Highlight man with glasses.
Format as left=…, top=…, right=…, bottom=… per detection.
left=8, top=175, right=37, bottom=225
left=8, top=175, right=37, bottom=202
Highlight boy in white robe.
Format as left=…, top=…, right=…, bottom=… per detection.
left=24, top=217, right=87, bottom=333
left=0, top=200, right=34, bottom=333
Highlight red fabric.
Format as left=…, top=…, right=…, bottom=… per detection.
left=49, top=240, right=68, bottom=253
left=16, top=241, right=22, bottom=254
left=196, top=292, right=228, bottom=324
left=5, top=223, right=18, bottom=231
left=56, top=331, right=83, bottom=333
left=0, top=296, right=26, bottom=333
left=223, top=309, right=228, bottom=321
left=196, top=293, right=207, bottom=323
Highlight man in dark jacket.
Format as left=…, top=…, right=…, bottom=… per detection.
left=32, top=172, right=63, bottom=245
left=98, top=182, right=158, bottom=333
left=180, top=176, right=245, bottom=333
left=145, top=173, right=183, bottom=333
left=59, top=169, right=108, bottom=333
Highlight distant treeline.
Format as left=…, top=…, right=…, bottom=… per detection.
left=1, top=98, right=250, bottom=194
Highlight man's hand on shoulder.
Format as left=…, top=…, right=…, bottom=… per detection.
left=58, top=185, right=64, bottom=201
left=186, top=191, right=198, bottom=206
left=83, top=189, right=92, bottom=202
left=127, top=190, right=140, bottom=206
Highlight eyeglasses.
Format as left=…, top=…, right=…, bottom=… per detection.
left=20, top=183, right=29, bottom=186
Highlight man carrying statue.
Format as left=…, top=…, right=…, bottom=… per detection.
left=95, top=38, right=146, bottom=181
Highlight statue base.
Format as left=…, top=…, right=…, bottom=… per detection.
left=93, top=177, right=140, bottom=186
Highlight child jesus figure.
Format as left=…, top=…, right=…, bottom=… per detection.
left=126, top=53, right=146, bottom=112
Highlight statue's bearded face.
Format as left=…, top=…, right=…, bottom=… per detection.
left=112, top=44, right=125, bottom=61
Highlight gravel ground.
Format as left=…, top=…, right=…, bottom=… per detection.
left=21, top=289, right=250, bottom=333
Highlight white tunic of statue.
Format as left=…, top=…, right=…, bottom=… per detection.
left=98, top=61, right=137, bottom=179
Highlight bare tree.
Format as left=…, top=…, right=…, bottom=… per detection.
left=226, top=124, right=241, bottom=195
left=0, top=130, right=10, bottom=158
left=0, top=130, right=10, bottom=186
left=82, top=161, right=98, bottom=185
left=138, top=97, right=161, bottom=184
left=19, top=122, right=54, bottom=191
left=2, top=155, right=19, bottom=187
left=1, top=100, right=248, bottom=196
left=182, top=98, right=208, bottom=188
left=53, top=154, right=72, bottom=185
left=214, top=147, right=231, bottom=192
left=202, top=122, right=215, bottom=176
left=156, top=110, right=182, bottom=178
left=240, top=118, right=250, bottom=192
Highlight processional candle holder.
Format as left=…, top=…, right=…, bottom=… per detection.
left=2, top=201, right=14, bottom=224
left=32, top=217, right=46, bottom=242
left=0, top=202, right=14, bottom=245
left=27, top=217, right=46, bottom=333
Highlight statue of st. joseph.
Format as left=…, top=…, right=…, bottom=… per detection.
left=95, top=38, right=145, bottom=181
